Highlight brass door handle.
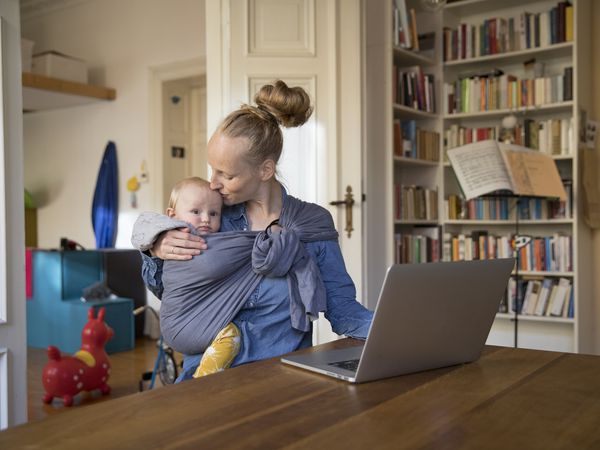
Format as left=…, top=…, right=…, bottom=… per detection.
left=330, top=185, right=355, bottom=238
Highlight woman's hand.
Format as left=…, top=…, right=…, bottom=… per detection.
left=152, top=228, right=207, bottom=260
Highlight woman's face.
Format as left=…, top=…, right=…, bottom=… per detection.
left=207, top=133, right=262, bottom=206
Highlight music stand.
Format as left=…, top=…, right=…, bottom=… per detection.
left=446, top=140, right=567, bottom=349
left=480, top=192, right=533, bottom=348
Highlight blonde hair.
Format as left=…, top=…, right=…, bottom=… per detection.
left=216, top=80, right=313, bottom=166
left=167, top=177, right=214, bottom=210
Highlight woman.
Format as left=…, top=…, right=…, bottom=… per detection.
left=140, top=80, right=373, bottom=381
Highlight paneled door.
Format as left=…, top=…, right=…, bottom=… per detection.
left=206, top=0, right=365, bottom=343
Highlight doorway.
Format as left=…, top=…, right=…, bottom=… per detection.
left=161, top=75, right=207, bottom=210
left=148, top=59, right=206, bottom=214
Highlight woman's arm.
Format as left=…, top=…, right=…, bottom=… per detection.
left=309, top=240, right=373, bottom=339
left=131, top=211, right=207, bottom=260
left=133, top=212, right=207, bottom=298
left=152, top=228, right=206, bottom=260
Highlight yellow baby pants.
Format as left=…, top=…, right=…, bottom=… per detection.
left=193, top=322, right=241, bottom=378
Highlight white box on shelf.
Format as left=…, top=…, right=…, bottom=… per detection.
left=21, top=38, right=35, bottom=72
left=31, top=51, right=88, bottom=84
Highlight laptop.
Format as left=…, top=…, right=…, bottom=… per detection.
left=281, top=258, right=514, bottom=383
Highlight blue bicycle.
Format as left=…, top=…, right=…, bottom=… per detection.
left=134, top=306, right=178, bottom=390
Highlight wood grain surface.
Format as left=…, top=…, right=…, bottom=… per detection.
left=3, top=339, right=600, bottom=449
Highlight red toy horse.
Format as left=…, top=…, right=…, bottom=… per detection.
left=42, top=307, right=114, bottom=406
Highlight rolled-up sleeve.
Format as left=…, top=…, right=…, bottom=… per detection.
left=141, top=252, right=164, bottom=300
left=308, top=240, right=373, bottom=339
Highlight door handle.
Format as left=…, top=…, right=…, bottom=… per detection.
left=329, top=185, right=355, bottom=238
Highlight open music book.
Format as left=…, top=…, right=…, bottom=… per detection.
left=447, top=140, right=567, bottom=201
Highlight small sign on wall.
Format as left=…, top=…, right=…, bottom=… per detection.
left=171, top=146, right=185, bottom=158
left=586, top=120, right=598, bottom=149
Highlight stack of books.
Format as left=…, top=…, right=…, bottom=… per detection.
left=444, top=67, right=573, bottom=115
left=445, top=185, right=572, bottom=221
left=444, top=125, right=501, bottom=153
left=442, top=231, right=572, bottom=273
left=443, top=1, right=574, bottom=62
left=394, top=65, right=436, bottom=113
left=442, top=231, right=514, bottom=262
left=503, top=277, right=574, bottom=318
left=394, top=120, right=440, bottom=161
left=394, top=184, right=439, bottom=221
left=395, top=228, right=441, bottom=264
left=393, top=0, right=419, bottom=50
left=443, top=118, right=575, bottom=156
left=516, top=234, right=572, bottom=272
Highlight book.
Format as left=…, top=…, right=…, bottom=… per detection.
left=561, top=283, right=572, bottom=317
left=533, top=278, right=554, bottom=316
left=395, top=0, right=412, bottom=48
left=446, top=140, right=567, bottom=201
left=565, top=4, right=573, bottom=41
left=409, top=8, right=419, bottom=51
left=521, top=279, right=541, bottom=315
left=548, top=277, right=571, bottom=316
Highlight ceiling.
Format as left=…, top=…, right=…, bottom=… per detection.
left=20, top=0, right=91, bottom=21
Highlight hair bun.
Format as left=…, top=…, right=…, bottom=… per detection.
left=254, top=80, right=313, bottom=128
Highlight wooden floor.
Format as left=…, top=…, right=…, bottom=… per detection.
left=27, top=338, right=182, bottom=423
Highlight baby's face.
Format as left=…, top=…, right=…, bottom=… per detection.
left=171, top=185, right=222, bottom=234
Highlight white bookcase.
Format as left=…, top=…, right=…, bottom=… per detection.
left=364, top=0, right=596, bottom=354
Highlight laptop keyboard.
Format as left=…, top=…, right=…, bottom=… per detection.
left=328, top=359, right=359, bottom=372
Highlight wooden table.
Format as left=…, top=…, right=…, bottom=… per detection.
left=2, top=339, right=600, bottom=449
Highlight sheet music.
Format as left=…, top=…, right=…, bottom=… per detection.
left=447, top=140, right=512, bottom=200
left=499, top=143, right=567, bottom=200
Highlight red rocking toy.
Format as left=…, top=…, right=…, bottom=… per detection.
left=42, top=307, right=114, bottom=406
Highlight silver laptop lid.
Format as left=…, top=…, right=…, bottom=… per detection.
left=355, top=258, right=514, bottom=383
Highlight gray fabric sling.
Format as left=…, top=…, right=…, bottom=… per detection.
left=131, top=195, right=339, bottom=355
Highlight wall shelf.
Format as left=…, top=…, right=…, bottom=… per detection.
left=495, top=313, right=575, bottom=324
left=444, top=42, right=573, bottom=68
left=444, top=219, right=574, bottom=226
left=443, top=102, right=574, bottom=120
left=394, top=46, right=436, bottom=66
left=393, top=156, right=440, bottom=166
left=22, top=72, right=116, bottom=112
left=393, top=103, right=438, bottom=119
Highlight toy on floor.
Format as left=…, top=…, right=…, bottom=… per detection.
left=42, top=307, right=114, bottom=406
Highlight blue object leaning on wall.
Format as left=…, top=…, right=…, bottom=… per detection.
left=92, top=141, right=119, bottom=248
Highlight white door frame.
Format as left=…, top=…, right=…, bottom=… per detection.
left=148, top=58, right=206, bottom=213
left=0, top=0, right=28, bottom=428
left=206, top=0, right=365, bottom=344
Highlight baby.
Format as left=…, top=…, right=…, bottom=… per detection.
left=166, top=176, right=241, bottom=378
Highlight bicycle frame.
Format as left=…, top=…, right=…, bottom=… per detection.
left=149, top=336, right=167, bottom=389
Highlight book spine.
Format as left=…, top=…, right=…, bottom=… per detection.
left=565, top=4, right=574, bottom=42
left=563, top=66, right=573, bottom=101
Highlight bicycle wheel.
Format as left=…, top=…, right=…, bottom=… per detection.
left=158, top=349, right=178, bottom=385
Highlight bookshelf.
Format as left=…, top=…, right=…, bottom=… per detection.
left=365, top=0, right=595, bottom=354
left=365, top=0, right=443, bottom=302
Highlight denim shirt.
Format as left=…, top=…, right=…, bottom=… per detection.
left=141, top=191, right=373, bottom=381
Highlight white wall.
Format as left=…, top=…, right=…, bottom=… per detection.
left=21, top=0, right=205, bottom=249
